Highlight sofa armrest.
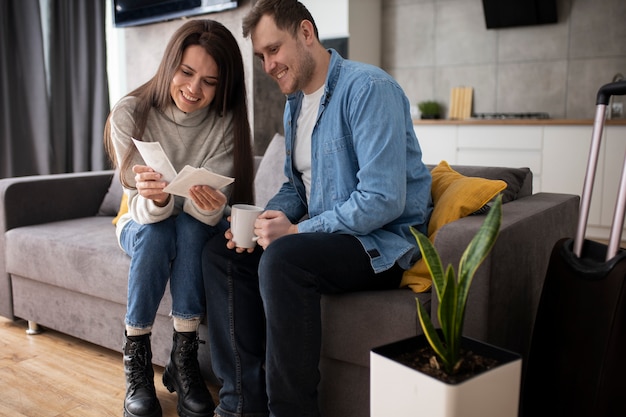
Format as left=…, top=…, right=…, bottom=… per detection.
left=431, top=192, right=580, bottom=361
left=0, top=170, right=114, bottom=318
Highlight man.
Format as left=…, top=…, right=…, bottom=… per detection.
left=202, top=1, right=432, bottom=416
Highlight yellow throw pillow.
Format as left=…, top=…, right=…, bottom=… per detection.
left=401, top=161, right=506, bottom=293
left=112, top=192, right=128, bottom=226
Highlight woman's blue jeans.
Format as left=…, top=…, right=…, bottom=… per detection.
left=120, top=212, right=224, bottom=328
left=202, top=232, right=403, bottom=417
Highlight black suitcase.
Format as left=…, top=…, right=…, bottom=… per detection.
left=522, top=80, right=626, bottom=417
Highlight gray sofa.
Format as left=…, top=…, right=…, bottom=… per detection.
left=0, top=133, right=579, bottom=417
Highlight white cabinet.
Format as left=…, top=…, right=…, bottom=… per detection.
left=600, top=127, right=626, bottom=234
left=415, top=124, right=543, bottom=196
left=542, top=125, right=626, bottom=240
left=457, top=126, right=543, bottom=192
left=542, top=126, right=601, bottom=227
left=414, top=125, right=457, bottom=165
left=414, top=123, right=626, bottom=241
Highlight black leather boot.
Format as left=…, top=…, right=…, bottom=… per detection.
left=162, top=331, right=215, bottom=417
left=123, top=332, right=162, bottom=417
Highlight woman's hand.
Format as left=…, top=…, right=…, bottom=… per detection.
left=189, top=185, right=227, bottom=211
left=133, top=165, right=170, bottom=206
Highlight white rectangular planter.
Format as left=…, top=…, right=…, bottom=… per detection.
left=371, top=335, right=522, bottom=417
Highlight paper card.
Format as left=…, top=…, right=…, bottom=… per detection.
left=132, top=138, right=177, bottom=183
left=132, top=137, right=234, bottom=199
left=163, top=165, right=234, bottom=198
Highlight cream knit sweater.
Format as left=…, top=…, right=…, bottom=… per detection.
left=109, top=96, right=236, bottom=243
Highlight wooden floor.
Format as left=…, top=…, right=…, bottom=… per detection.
left=0, top=317, right=218, bottom=417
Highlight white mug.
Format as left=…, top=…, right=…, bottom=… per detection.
left=230, top=204, right=264, bottom=248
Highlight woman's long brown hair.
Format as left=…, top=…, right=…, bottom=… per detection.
left=104, top=19, right=254, bottom=205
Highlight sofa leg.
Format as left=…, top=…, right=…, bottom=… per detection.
left=26, top=321, right=42, bottom=335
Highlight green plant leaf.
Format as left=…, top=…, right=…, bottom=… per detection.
left=455, top=196, right=502, bottom=335
left=410, top=228, right=445, bottom=299
left=459, top=197, right=502, bottom=280
left=410, top=194, right=503, bottom=375
left=416, top=298, right=450, bottom=370
left=417, top=100, right=440, bottom=115
left=438, top=265, right=456, bottom=344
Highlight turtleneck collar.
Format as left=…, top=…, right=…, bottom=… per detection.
left=164, top=103, right=212, bottom=128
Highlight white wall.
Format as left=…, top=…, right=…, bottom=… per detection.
left=300, top=0, right=348, bottom=39
left=301, top=0, right=381, bottom=67
left=105, top=0, right=126, bottom=106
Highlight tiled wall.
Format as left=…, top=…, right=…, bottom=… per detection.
left=382, top=0, right=626, bottom=119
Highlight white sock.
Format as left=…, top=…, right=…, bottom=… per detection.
left=173, top=317, right=200, bottom=333
left=126, top=325, right=151, bottom=337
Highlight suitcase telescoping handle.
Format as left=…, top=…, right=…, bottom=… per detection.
left=574, top=80, right=626, bottom=260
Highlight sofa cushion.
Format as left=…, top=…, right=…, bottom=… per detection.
left=435, top=165, right=532, bottom=202
left=255, top=133, right=287, bottom=208
left=113, top=192, right=128, bottom=225
left=401, top=161, right=506, bottom=293
left=428, top=161, right=506, bottom=237
left=5, top=217, right=172, bottom=316
left=97, top=170, right=123, bottom=216
left=486, top=166, right=529, bottom=202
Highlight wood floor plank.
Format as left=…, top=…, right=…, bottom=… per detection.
left=0, top=317, right=203, bottom=416
left=0, top=402, right=31, bottom=417
left=0, top=364, right=81, bottom=417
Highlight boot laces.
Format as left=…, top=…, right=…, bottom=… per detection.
left=177, top=337, right=205, bottom=389
left=126, top=342, right=153, bottom=392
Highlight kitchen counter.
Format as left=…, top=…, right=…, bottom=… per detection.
left=413, top=118, right=626, bottom=126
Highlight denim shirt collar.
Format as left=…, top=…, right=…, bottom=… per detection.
left=286, top=48, right=342, bottom=118
left=323, top=49, right=343, bottom=106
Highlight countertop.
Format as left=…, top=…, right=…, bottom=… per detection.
left=413, top=118, right=626, bottom=126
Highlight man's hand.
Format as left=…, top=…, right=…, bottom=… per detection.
left=253, top=210, right=298, bottom=249
left=224, top=209, right=298, bottom=253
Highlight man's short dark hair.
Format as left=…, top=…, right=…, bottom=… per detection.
left=242, top=0, right=319, bottom=40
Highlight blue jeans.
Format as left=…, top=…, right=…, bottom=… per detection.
left=121, top=212, right=224, bottom=328
left=202, top=232, right=403, bottom=417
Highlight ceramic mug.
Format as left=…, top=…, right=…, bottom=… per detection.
left=230, top=204, right=264, bottom=248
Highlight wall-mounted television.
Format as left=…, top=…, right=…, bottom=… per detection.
left=482, top=0, right=557, bottom=29
left=113, top=0, right=238, bottom=28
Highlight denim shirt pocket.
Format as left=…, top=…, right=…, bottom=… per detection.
left=314, top=137, right=358, bottom=206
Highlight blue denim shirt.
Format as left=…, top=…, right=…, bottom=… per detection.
left=265, top=50, right=433, bottom=273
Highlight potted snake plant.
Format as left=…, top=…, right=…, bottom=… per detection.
left=417, top=100, right=441, bottom=119
left=371, top=195, right=522, bottom=417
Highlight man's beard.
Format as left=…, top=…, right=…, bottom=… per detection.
left=288, top=40, right=316, bottom=94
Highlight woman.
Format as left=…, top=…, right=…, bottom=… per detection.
left=104, top=19, right=254, bottom=417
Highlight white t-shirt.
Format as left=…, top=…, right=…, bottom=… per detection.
left=294, top=85, right=324, bottom=202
